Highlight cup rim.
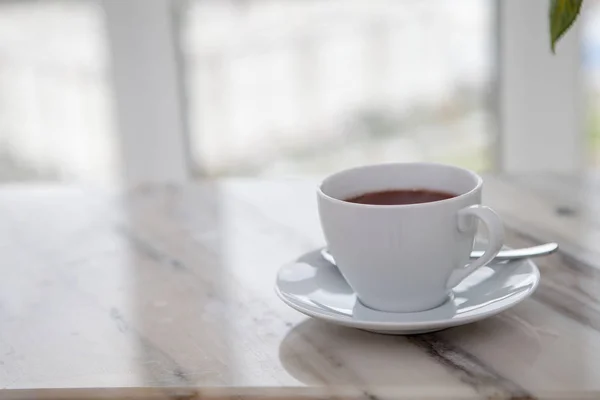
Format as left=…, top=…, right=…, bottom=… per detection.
left=317, top=162, right=483, bottom=209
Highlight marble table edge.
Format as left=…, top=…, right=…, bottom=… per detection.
left=2, top=387, right=600, bottom=400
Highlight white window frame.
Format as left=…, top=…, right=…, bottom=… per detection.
left=102, top=0, right=586, bottom=183
left=496, top=0, right=584, bottom=174
left=103, top=0, right=190, bottom=184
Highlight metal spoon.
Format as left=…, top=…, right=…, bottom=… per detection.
left=320, top=242, right=558, bottom=266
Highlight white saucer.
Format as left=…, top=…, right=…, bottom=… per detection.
left=275, top=245, right=540, bottom=334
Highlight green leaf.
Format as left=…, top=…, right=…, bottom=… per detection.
left=550, top=0, right=583, bottom=53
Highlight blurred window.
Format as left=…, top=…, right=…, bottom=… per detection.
left=181, top=0, right=495, bottom=176
left=0, top=0, right=116, bottom=182
left=584, top=0, right=600, bottom=166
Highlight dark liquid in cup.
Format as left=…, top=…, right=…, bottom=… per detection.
left=346, top=189, right=456, bottom=205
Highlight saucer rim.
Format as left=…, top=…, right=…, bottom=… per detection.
left=275, top=256, right=540, bottom=331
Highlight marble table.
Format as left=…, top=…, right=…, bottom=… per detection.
left=0, top=175, right=599, bottom=399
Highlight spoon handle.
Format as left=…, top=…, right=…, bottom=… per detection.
left=470, top=242, right=558, bottom=261
left=321, top=242, right=558, bottom=266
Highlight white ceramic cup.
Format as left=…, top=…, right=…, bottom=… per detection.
left=317, top=162, right=504, bottom=313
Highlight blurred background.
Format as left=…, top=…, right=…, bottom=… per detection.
left=0, top=0, right=595, bottom=183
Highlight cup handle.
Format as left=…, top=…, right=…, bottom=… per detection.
left=446, top=205, right=504, bottom=289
